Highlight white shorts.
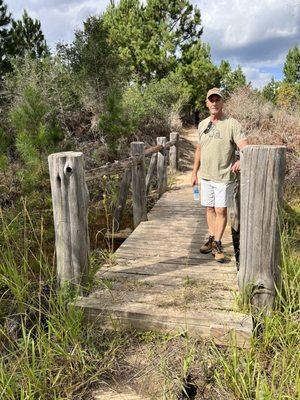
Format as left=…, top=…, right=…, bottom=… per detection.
left=200, top=179, right=234, bottom=208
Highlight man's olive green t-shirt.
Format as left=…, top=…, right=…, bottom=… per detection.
left=198, top=116, right=246, bottom=183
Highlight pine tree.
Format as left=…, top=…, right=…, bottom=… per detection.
left=230, top=65, right=247, bottom=88
left=262, top=77, right=279, bottom=103
left=283, top=46, right=300, bottom=84
left=0, top=0, right=12, bottom=80
left=11, top=10, right=49, bottom=59
left=63, top=16, right=123, bottom=94
left=103, top=0, right=203, bottom=83
left=219, top=62, right=247, bottom=96
left=177, top=42, right=220, bottom=111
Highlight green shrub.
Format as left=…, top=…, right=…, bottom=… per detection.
left=99, top=85, right=133, bottom=154
left=122, top=73, right=190, bottom=140
left=9, top=83, right=63, bottom=192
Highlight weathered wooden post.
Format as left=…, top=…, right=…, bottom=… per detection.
left=169, top=132, right=179, bottom=171
left=131, top=142, right=147, bottom=228
left=239, top=145, right=286, bottom=313
left=114, top=168, right=132, bottom=231
left=157, top=137, right=167, bottom=197
left=48, top=151, right=90, bottom=288
left=145, top=153, right=157, bottom=194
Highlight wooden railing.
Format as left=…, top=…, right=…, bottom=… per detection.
left=48, top=132, right=179, bottom=288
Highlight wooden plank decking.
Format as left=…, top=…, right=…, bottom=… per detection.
left=75, top=162, right=252, bottom=348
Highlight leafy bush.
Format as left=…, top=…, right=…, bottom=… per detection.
left=5, top=56, right=88, bottom=141
left=276, top=82, right=300, bottom=108
left=122, top=73, right=190, bottom=142
left=1, top=56, right=92, bottom=201
left=97, top=73, right=190, bottom=155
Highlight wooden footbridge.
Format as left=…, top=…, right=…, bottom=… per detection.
left=77, top=183, right=252, bottom=347
left=48, top=129, right=285, bottom=350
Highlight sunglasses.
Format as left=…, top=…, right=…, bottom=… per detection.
left=203, top=121, right=212, bottom=134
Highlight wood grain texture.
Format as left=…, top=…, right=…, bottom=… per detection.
left=48, top=151, right=89, bottom=287
left=145, top=153, right=157, bottom=194
left=239, top=145, right=286, bottom=312
left=157, top=137, right=167, bottom=198
left=169, top=131, right=179, bottom=171
left=76, top=298, right=252, bottom=348
left=114, top=168, right=132, bottom=231
left=131, top=142, right=147, bottom=228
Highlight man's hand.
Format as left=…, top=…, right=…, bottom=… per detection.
left=191, top=171, right=198, bottom=186
left=231, top=160, right=240, bottom=173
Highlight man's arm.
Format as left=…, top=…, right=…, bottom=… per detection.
left=231, top=138, right=249, bottom=173
left=237, top=138, right=248, bottom=150
left=191, top=144, right=201, bottom=185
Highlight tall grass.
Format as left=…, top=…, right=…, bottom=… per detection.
left=0, top=198, right=298, bottom=399
left=213, top=203, right=300, bottom=400
left=0, top=204, right=126, bottom=400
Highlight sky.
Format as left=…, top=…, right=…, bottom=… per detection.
left=5, top=0, right=300, bottom=88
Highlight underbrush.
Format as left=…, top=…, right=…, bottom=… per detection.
left=225, top=87, right=300, bottom=190
left=0, top=199, right=298, bottom=398
left=0, top=205, right=129, bottom=399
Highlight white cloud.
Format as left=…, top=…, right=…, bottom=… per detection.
left=5, top=0, right=300, bottom=87
left=241, top=67, right=273, bottom=88
left=193, top=0, right=300, bottom=64
left=6, top=0, right=110, bottom=49
left=191, top=0, right=300, bottom=86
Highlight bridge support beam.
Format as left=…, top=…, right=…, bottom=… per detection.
left=239, top=145, right=286, bottom=314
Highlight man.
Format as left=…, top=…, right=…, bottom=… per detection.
left=191, top=88, right=248, bottom=263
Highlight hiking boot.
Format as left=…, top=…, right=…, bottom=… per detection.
left=200, top=235, right=214, bottom=253
left=212, top=240, right=225, bottom=263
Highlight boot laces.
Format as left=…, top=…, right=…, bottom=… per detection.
left=214, top=241, right=223, bottom=253
left=205, top=235, right=214, bottom=246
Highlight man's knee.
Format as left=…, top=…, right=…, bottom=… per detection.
left=215, top=207, right=227, bottom=217
left=206, top=206, right=215, bottom=214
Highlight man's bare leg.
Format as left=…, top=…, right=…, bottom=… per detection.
left=206, top=207, right=216, bottom=237
left=214, top=207, right=227, bottom=241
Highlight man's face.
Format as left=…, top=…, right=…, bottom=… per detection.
left=206, top=95, right=223, bottom=115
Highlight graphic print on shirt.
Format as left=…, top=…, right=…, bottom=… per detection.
left=205, top=124, right=222, bottom=139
